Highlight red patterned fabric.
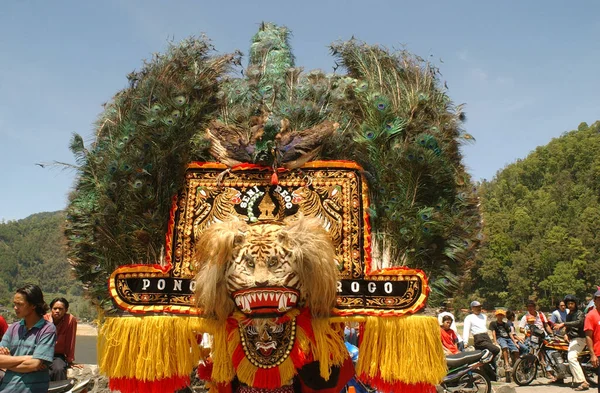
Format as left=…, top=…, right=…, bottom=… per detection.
left=238, top=385, right=294, bottom=393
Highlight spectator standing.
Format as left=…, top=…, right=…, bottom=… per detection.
left=462, top=301, right=500, bottom=372
left=556, top=295, right=589, bottom=391
left=0, top=284, right=56, bottom=393
left=44, top=298, right=77, bottom=381
left=584, top=289, right=600, bottom=393
left=550, top=300, right=569, bottom=335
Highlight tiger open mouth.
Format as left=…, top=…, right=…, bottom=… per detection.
left=232, top=287, right=300, bottom=316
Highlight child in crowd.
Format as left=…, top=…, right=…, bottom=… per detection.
left=489, top=309, right=520, bottom=371
left=440, top=315, right=460, bottom=354
left=506, top=310, right=527, bottom=354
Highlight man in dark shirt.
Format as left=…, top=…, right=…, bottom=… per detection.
left=556, top=295, right=588, bottom=390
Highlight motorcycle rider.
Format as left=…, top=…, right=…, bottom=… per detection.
left=555, top=295, right=589, bottom=391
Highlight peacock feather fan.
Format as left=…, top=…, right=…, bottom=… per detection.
left=65, top=37, right=238, bottom=307
left=323, top=39, right=481, bottom=285
left=65, top=23, right=481, bottom=308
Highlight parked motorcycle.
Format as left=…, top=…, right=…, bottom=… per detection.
left=48, top=378, right=93, bottom=393
left=512, top=325, right=598, bottom=386
left=438, top=349, right=494, bottom=393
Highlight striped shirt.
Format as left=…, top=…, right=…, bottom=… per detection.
left=0, top=318, right=56, bottom=393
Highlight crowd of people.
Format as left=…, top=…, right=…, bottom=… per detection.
left=439, top=290, right=600, bottom=392
left=0, top=284, right=78, bottom=393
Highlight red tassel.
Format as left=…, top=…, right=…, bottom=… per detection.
left=270, top=171, right=279, bottom=185
left=196, top=359, right=213, bottom=381
left=253, top=366, right=281, bottom=389
left=109, top=375, right=190, bottom=393
left=231, top=343, right=246, bottom=368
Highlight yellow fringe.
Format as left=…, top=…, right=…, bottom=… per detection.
left=354, top=315, right=447, bottom=385
left=98, top=315, right=210, bottom=381
left=209, top=319, right=235, bottom=383
left=311, top=318, right=348, bottom=380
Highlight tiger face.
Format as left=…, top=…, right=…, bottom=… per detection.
left=194, top=216, right=338, bottom=320
left=226, top=223, right=300, bottom=316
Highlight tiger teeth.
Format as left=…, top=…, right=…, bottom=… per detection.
left=291, top=294, right=297, bottom=303
left=278, top=293, right=286, bottom=311
left=257, top=292, right=263, bottom=301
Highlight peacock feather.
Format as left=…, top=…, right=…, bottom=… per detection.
left=65, top=24, right=481, bottom=308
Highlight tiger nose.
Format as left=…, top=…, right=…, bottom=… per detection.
left=255, top=279, right=269, bottom=287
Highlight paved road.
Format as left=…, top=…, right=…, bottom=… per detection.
left=494, top=377, right=585, bottom=392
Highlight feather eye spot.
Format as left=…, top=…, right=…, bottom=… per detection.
left=377, top=103, right=387, bottom=111
left=133, top=180, right=144, bottom=189
left=151, top=104, right=162, bottom=114
left=171, top=110, right=181, bottom=118
left=365, top=131, right=376, bottom=140
left=173, top=96, right=187, bottom=106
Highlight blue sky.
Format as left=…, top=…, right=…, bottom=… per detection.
left=1, top=1, right=599, bottom=221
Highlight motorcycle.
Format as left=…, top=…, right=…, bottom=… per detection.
left=438, top=349, right=494, bottom=393
left=512, top=325, right=598, bottom=386
left=48, top=378, right=93, bottom=393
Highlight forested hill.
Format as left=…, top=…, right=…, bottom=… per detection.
left=0, top=211, right=94, bottom=320
left=466, top=121, right=600, bottom=310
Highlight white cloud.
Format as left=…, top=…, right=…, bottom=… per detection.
left=470, top=67, right=489, bottom=82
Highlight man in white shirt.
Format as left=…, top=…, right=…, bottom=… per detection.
left=462, top=301, right=500, bottom=371
left=518, top=300, right=553, bottom=335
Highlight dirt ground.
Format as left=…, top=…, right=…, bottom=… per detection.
left=77, top=323, right=98, bottom=336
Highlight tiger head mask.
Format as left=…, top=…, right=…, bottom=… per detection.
left=193, top=216, right=338, bottom=320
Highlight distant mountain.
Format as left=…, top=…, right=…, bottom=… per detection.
left=0, top=211, right=94, bottom=321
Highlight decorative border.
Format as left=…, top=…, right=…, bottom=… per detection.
left=108, top=161, right=429, bottom=316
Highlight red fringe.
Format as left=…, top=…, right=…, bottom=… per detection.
left=231, top=343, right=246, bottom=368
left=109, top=375, right=190, bottom=393
left=358, top=373, right=437, bottom=393
left=196, top=360, right=213, bottom=381
left=253, top=366, right=281, bottom=389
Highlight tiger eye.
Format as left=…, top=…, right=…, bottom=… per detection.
left=267, top=256, right=278, bottom=267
